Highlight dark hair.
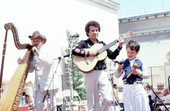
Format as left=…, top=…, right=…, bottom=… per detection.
left=85, top=20, right=101, bottom=36
left=126, top=40, right=140, bottom=52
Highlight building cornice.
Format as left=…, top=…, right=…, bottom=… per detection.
left=133, top=28, right=170, bottom=36
left=119, top=11, right=170, bottom=23
left=123, top=30, right=170, bottom=43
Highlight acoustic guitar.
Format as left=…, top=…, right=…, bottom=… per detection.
left=74, top=31, right=133, bottom=72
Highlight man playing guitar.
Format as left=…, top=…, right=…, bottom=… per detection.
left=72, top=20, right=123, bottom=111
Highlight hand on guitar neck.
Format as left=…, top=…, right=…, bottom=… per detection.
left=117, top=37, right=124, bottom=48
left=119, top=31, right=133, bottom=44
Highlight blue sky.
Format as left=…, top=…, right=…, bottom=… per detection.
left=114, top=0, right=170, bottom=17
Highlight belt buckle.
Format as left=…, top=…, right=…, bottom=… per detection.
left=133, top=82, right=138, bottom=84
left=133, top=81, right=142, bottom=84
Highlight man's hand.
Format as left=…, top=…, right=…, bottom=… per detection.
left=131, top=68, right=142, bottom=76
left=89, top=50, right=98, bottom=57
left=32, top=47, right=39, bottom=56
left=118, top=38, right=124, bottom=48
left=131, top=64, right=141, bottom=76
left=17, top=57, right=24, bottom=64
left=117, top=63, right=124, bottom=71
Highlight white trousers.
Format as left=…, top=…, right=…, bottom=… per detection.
left=84, top=70, right=113, bottom=111
left=34, top=84, right=57, bottom=111
left=123, top=84, right=150, bottom=111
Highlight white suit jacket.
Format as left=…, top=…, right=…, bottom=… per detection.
left=31, top=46, right=61, bottom=92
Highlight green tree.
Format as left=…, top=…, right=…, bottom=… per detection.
left=64, top=30, right=86, bottom=100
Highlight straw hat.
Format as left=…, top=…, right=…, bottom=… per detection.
left=28, top=31, right=46, bottom=44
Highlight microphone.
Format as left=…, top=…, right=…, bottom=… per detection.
left=113, top=60, right=124, bottom=65
left=56, top=54, right=70, bottom=60
left=32, top=46, right=39, bottom=56
left=71, top=33, right=79, bottom=38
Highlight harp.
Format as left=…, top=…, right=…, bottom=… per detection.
left=0, top=23, right=33, bottom=111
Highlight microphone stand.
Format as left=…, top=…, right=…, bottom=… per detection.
left=42, top=57, right=62, bottom=111
left=109, top=62, right=116, bottom=111
left=33, top=50, right=40, bottom=110
left=146, top=83, right=169, bottom=111
left=109, top=61, right=121, bottom=111
left=67, top=39, right=75, bottom=111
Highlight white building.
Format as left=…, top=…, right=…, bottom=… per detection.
left=118, top=11, right=170, bottom=90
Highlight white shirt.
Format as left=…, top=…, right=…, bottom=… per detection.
left=32, top=46, right=61, bottom=92
left=161, top=94, right=170, bottom=103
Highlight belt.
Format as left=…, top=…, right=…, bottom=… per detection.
left=94, top=67, right=106, bottom=70
left=124, top=81, right=143, bottom=85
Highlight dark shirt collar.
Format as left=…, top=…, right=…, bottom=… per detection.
left=87, top=38, right=102, bottom=45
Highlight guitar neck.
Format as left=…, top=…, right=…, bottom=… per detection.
left=98, top=39, right=119, bottom=54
